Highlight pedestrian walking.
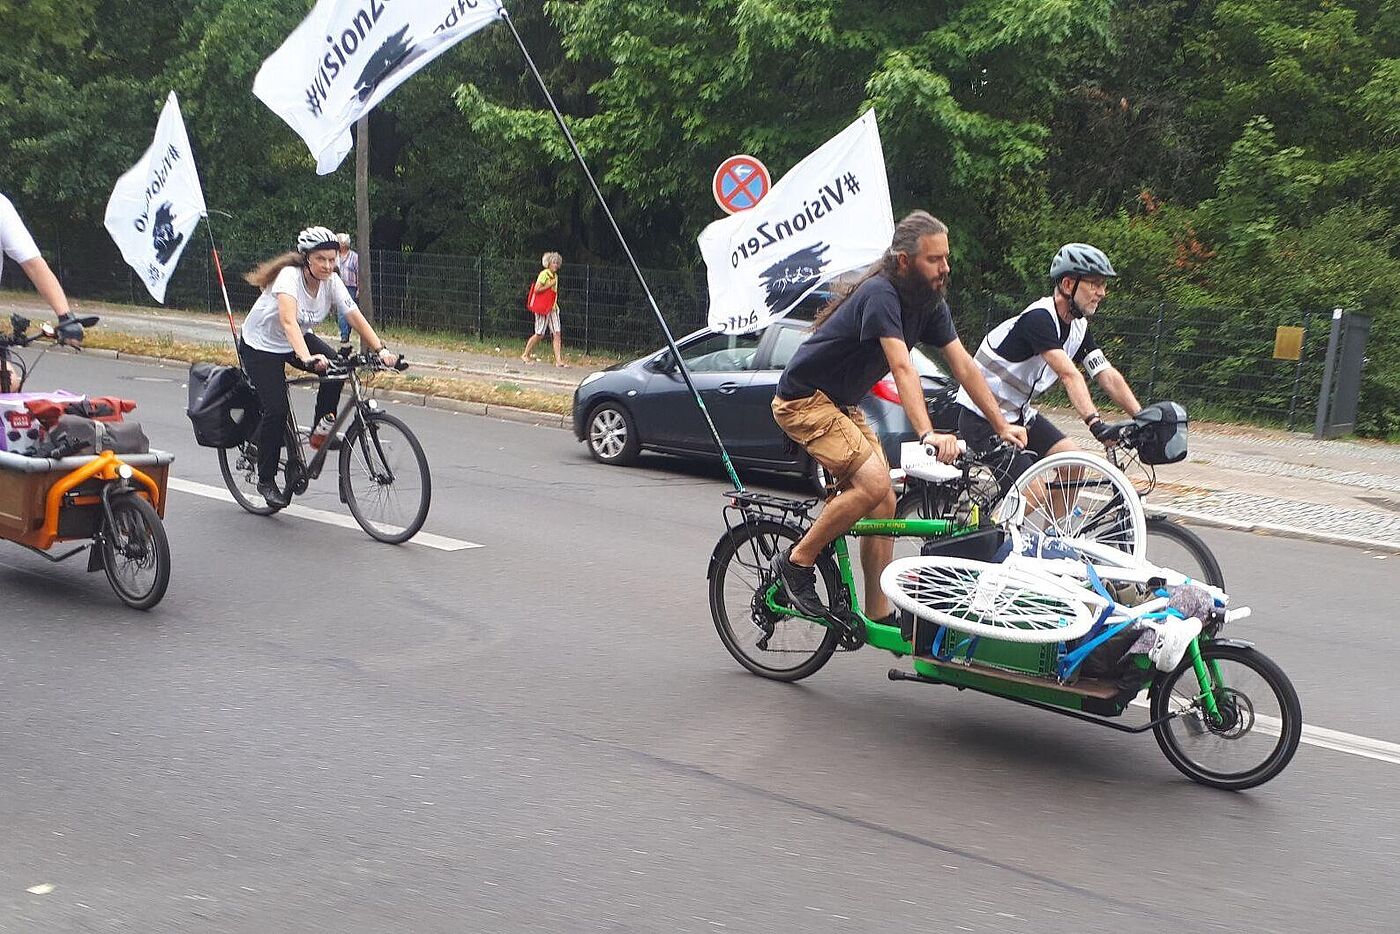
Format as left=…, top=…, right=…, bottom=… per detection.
left=335, top=232, right=360, bottom=343
left=522, top=251, right=565, bottom=367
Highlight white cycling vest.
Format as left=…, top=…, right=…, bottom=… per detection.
left=956, top=299, right=1090, bottom=424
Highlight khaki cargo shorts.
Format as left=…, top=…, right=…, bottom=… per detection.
left=772, top=390, right=887, bottom=486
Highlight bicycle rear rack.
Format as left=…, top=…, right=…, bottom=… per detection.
left=721, top=489, right=818, bottom=532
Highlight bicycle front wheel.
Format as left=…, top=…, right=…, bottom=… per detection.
left=709, top=520, right=840, bottom=681
left=1012, top=451, right=1147, bottom=564
left=1150, top=643, right=1301, bottom=790
left=1145, top=517, right=1224, bottom=588
left=339, top=410, right=431, bottom=543
left=100, top=493, right=171, bottom=610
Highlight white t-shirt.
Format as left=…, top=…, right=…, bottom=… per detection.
left=241, top=264, right=356, bottom=354
left=0, top=193, right=42, bottom=288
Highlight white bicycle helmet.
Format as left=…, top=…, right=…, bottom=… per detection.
left=296, top=225, right=338, bottom=254
left=1050, top=243, right=1117, bottom=282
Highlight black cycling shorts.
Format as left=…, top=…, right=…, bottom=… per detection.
left=957, top=407, right=1066, bottom=491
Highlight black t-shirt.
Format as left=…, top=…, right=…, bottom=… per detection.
left=992, top=305, right=1099, bottom=363
left=777, top=275, right=958, bottom=407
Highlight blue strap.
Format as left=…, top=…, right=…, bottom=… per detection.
left=1057, top=617, right=1137, bottom=681
left=931, top=624, right=948, bottom=660
left=1085, top=562, right=1112, bottom=602
left=1069, top=601, right=1116, bottom=651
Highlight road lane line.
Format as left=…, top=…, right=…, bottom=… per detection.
left=1129, top=699, right=1400, bottom=766
left=167, top=478, right=482, bottom=552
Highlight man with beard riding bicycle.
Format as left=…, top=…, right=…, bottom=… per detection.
left=769, top=211, right=1026, bottom=625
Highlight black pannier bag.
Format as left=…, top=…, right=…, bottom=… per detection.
left=45, top=415, right=150, bottom=457
left=1132, top=401, right=1188, bottom=465
left=187, top=362, right=260, bottom=448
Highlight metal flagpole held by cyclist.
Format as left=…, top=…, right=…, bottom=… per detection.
left=498, top=8, right=746, bottom=490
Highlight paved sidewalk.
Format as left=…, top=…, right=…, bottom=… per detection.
left=9, top=294, right=1400, bottom=551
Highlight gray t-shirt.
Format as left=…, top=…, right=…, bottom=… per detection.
left=241, top=264, right=356, bottom=354
left=777, top=275, right=958, bottom=407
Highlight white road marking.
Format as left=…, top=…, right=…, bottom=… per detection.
left=167, top=477, right=481, bottom=552
left=1130, top=698, right=1400, bottom=766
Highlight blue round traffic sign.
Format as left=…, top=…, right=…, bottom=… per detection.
left=713, top=155, right=771, bottom=214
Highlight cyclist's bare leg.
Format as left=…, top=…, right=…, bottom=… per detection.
left=860, top=485, right=897, bottom=621
left=789, top=451, right=889, bottom=568
left=1023, top=436, right=1083, bottom=517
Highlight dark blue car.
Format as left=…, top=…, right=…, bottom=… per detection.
left=571, top=317, right=957, bottom=486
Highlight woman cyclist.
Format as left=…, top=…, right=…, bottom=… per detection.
left=239, top=226, right=398, bottom=508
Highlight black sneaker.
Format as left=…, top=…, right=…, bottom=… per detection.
left=256, top=480, right=289, bottom=508
left=772, top=547, right=828, bottom=618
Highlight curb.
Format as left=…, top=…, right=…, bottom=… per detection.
left=66, top=338, right=1400, bottom=552
left=1151, top=503, right=1400, bottom=554
left=367, top=386, right=569, bottom=430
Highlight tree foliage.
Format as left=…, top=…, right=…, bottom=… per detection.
left=2, top=0, right=1398, bottom=429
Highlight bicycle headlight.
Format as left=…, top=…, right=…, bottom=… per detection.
left=117, top=464, right=134, bottom=480
left=579, top=371, right=606, bottom=388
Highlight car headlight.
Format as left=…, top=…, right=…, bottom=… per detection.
left=579, top=371, right=606, bottom=388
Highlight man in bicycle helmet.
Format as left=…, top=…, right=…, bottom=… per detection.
left=955, top=242, right=1142, bottom=484
left=238, top=225, right=399, bottom=507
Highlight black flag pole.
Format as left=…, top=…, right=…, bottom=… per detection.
left=499, top=6, right=745, bottom=491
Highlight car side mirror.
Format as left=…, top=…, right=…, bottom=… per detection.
left=649, top=352, right=677, bottom=373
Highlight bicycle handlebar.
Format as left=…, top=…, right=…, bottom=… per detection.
left=297, top=351, right=410, bottom=378
left=1, top=313, right=99, bottom=349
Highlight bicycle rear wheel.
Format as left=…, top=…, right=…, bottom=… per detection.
left=218, top=439, right=287, bottom=515
left=1145, top=516, right=1224, bottom=588
left=100, top=493, right=171, bottom=610
left=1012, top=451, right=1146, bottom=564
left=1150, top=643, right=1300, bottom=790
left=709, top=520, right=840, bottom=681
left=881, top=556, right=1097, bottom=644
left=339, top=410, right=431, bottom=543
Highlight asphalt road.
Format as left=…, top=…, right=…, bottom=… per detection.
left=2, top=352, right=1397, bottom=932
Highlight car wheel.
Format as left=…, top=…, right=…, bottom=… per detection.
left=587, top=401, right=641, bottom=466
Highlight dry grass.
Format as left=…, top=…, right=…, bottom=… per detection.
left=82, top=331, right=571, bottom=416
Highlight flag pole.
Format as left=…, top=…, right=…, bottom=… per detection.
left=498, top=6, right=744, bottom=492
left=203, top=216, right=239, bottom=343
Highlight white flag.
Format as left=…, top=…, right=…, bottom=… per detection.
left=104, top=92, right=208, bottom=303
left=698, top=110, right=894, bottom=334
left=254, top=0, right=504, bottom=175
